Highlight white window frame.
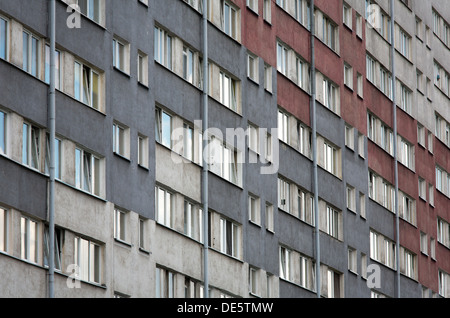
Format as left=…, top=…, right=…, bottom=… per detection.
left=155, top=186, right=173, bottom=228
left=74, top=61, right=100, bottom=110
left=22, top=122, right=41, bottom=170
left=22, top=30, right=40, bottom=77
left=20, top=216, right=39, bottom=264
left=154, top=26, right=172, bottom=70
left=75, top=147, right=101, bottom=196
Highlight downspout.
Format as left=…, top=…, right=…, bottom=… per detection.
left=202, top=0, right=209, bottom=299
left=310, top=0, right=320, bottom=298
left=48, top=0, right=56, bottom=298
left=389, top=0, right=401, bottom=299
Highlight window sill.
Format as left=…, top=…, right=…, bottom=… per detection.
left=113, top=152, right=131, bottom=163
left=348, top=269, right=358, bottom=277
left=114, top=238, right=132, bottom=248
left=266, top=228, right=275, bottom=235
left=248, top=219, right=262, bottom=228
left=246, top=6, right=259, bottom=17
left=139, top=247, right=152, bottom=255
left=138, top=81, right=149, bottom=90
left=113, top=66, right=131, bottom=78
left=138, top=163, right=150, bottom=171
left=247, top=76, right=260, bottom=87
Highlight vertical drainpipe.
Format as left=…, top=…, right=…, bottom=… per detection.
left=389, top=0, right=401, bottom=299
left=48, top=0, right=56, bottom=298
left=310, top=0, right=320, bottom=298
left=202, top=0, right=209, bottom=299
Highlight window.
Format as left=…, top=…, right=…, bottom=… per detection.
left=429, top=184, right=434, bottom=206
left=326, top=205, right=340, bottom=239
left=74, top=61, right=100, bottom=110
left=346, top=185, right=356, bottom=212
left=323, top=78, right=337, bottom=112
left=430, top=238, right=436, bottom=259
left=298, top=123, right=311, bottom=158
left=428, top=131, right=433, bottom=153
left=278, top=177, right=290, bottom=213
left=345, top=125, right=354, bottom=150
left=246, top=0, right=258, bottom=14
left=370, top=230, right=397, bottom=269
left=22, top=30, right=40, bottom=77
left=220, top=218, right=239, bottom=258
left=0, top=208, right=6, bottom=253
left=278, top=110, right=289, bottom=144
left=44, top=44, right=61, bottom=89
left=223, top=1, right=238, bottom=39
left=154, top=26, right=172, bottom=70
left=264, top=63, right=272, bottom=92
left=399, top=191, right=416, bottom=225
left=420, top=232, right=428, bottom=255
left=279, top=246, right=291, bottom=280
left=417, top=123, right=425, bottom=147
left=114, top=208, right=127, bottom=242
left=137, top=52, right=148, bottom=86
left=322, top=16, right=337, bottom=51
left=361, top=253, right=367, bottom=278
left=138, top=134, right=149, bottom=168
left=0, top=17, right=7, bottom=60
left=248, top=124, right=259, bottom=154
left=277, top=42, right=288, bottom=76
left=247, top=52, right=259, bottom=83
left=400, top=84, right=411, bottom=114
left=299, top=254, right=316, bottom=291
left=249, top=267, right=258, bottom=295
left=113, top=122, right=129, bottom=158
left=44, top=134, right=61, bottom=180
left=343, top=3, right=352, bottom=29
left=139, top=218, right=146, bottom=250
left=437, top=218, right=450, bottom=248
left=398, top=136, right=414, bottom=170
left=438, top=270, right=450, bottom=298
left=436, top=166, right=443, bottom=192
left=155, top=186, right=172, bottom=228
left=183, top=123, right=194, bottom=161
left=323, top=141, right=338, bottom=175
left=415, top=17, right=423, bottom=39
left=113, top=37, right=129, bottom=73
left=219, top=71, right=237, bottom=111
left=380, top=67, right=392, bottom=99
left=263, top=0, right=271, bottom=23
left=77, top=0, right=101, bottom=24
left=344, top=63, right=353, bottom=89
left=400, top=247, right=416, bottom=279
left=348, top=247, right=357, bottom=273
left=184, top=201, right=194, bottom=238
left=249, top=195, right=260, bottom=225
left=43, top=225, right=62, bottom=271
left=356, top=13, right=363, bottom=38
left=326, top=268, right=341, bottom=298
left=0, top=111, right=6, bottom=155
left=366, top=55, right=375, bottom=83
left=75, top=147, right=101, bottom=196
left=22, top=123, right=41, bottom=170
left=208, top=137, right=241, bottom=185
left=399, top=28, right=411, bottom=59
left=381, top=124, right=394, bottom=155
left=155, top=107, right=172, bottom=149
left=418, top=177, right=426, bottom=200
left=20, top=216, right=38, bottom=263
left=298, top=190, right=315, bottom=225
left=360, top=192, right=366, bottom=219
left=358, top=133, right=365, bottom=158
left=156, top=267, right=175, bottom=298
left=183, top=47, right=195, bottom=84
left=265, top=203, right=274, bottom=232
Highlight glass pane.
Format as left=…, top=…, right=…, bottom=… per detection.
left=161, top=112, right=171, bottom=148
left=22, top=123, right=29, bottom=165
left=0, top=209, right=5, bottom=252
left=31, top=37, right=38, bottom=77
left=22, top=32, right=29, bottom=71
left=74, top=62, right=81, bottom=101
left=20, top=217, right=26, bottom=259
left=0, top=18, right=6, bottom=60
left=0, top=112, right=4, bottom=154
left=29, top=220, right=37, bottom=263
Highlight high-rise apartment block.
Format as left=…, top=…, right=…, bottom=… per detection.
left=0, top=0, right=449, bottom=298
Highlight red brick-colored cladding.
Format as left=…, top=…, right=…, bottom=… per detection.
left=277, top=73, right=312, bottom=126
left=239, top=0, right=277, bottom=67
left=340, top=7, right=367, bottom=135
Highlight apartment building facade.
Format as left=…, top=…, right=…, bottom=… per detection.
left=0, top=0, right=448, bottom=298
